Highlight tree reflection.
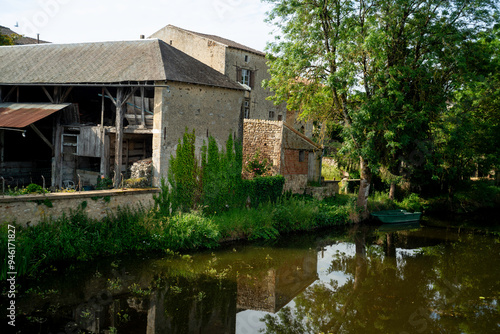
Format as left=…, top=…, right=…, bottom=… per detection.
left=261, top=227, right=500, bottom=334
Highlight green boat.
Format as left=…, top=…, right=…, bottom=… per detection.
left=371, top=209, right=422, bottom=224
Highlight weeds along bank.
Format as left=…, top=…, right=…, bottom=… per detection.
left=0, top=193, right=355, bottom=281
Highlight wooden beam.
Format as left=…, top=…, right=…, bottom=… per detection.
left=30, top=124, right=54, bottom=152
left=3, top=86, right=16, bottom=102
left=100, top=88, right=107, bottom=176
left=60, top=87, right=73, bottom=103
left=113, top=88, right=124, bottom=188
left=42, top=86, right=55, bottom=103
left=104, top=87, right=117, bottom=107
left=51, top=114, right=63, bottom=188
left=140, top=87, right=146, bottom=128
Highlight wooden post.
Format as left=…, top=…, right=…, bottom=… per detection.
left=51, top=113, right=63, bottom=188
left=100, top=88, right=107, bottom=176
left=140, top=87, right=146, bottom=128
left=0, top=86, right=2, bottom=103
left=114, top=88, right=124, bottom=188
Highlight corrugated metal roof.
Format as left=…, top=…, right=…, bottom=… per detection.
left=0, top=39, right=243, bottom=90
left=0, top=103, right=70, bottom=128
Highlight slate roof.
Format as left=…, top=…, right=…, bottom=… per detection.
left=0, top=25, right=50, bottom=45
left=0, top=39, right=243, bottom=90
left=153, top=25, right=266, bottom=57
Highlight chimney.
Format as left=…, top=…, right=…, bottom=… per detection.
left=140, top=35, right=145, bottom=39
left=37, top=33, right=40, bottom=44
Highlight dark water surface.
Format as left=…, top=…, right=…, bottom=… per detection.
left=3, top=219, right=500, bottom=334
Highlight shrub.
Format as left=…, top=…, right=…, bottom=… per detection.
left=22, top=183, right=47, bottom=194
left=247, top=175, right=285, bottom=207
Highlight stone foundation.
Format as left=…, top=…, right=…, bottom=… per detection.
left=0, top=188, right=159, bottom=227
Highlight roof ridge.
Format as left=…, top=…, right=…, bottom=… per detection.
left=166, top=25, right=266, bottom=56
left=283, top=122, right=322, bottom=150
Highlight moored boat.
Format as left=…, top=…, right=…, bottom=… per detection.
left=371, top=209, right=422, bottom=224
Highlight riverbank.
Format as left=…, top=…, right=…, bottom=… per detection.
left=0, top=194, right=356, bottom=280
left=2, top=182, right=498, bottom=281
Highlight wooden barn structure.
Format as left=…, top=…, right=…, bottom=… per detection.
left=0, top=39, right=244, bottom=189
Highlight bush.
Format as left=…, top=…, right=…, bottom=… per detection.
left=22, top=183, right=47, bottom=194
left=148, top=212, right=220, bottom=250
left=247, top=175, right=285, bottom=207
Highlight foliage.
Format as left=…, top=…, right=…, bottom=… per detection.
left=0, top=32, right=20, bottom=46
left=244, top=150, right=271, bottom=177
left=168, top=129, right=200, bottom=212
left=263, top=0, right=499, bottom=207
left=201, top=134, right=245, bottom=214
left=96, top=176, right=113, bottom=190
left=22, top=183, right=48, bottom=194
left=246, top=175, right=285, bottom=207
left=153, top=177, right=172, bottom=217
left=146, top=212, right=220, bottom=250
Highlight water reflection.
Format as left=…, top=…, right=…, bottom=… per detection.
left=6, top=223, right=500, bottom=334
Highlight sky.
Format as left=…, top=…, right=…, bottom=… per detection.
left=0, top=0, right=278, bottom=52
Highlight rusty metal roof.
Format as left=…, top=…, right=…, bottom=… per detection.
left=0, top=103, right=70, bottom=128
left=0, top=39, right=243, bottom=90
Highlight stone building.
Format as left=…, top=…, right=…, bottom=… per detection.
left=149, top=25, right=287, bottom=123
left=0, top=39, right=244, bottom=188
left=243, top=119, right=322, bottom=193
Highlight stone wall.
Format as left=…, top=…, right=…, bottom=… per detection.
left=152, top=81, right=244, bottom=186
left=283, top=174, right=308, bottom=193
left=225, top=48, right=287, bottom=121
left=0, top=188, right=159, bottom=227
left=150, top=26, right=227, bottom=74
left=242, top=119, right=283, bottom=176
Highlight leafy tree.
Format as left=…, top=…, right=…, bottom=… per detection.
left=429, top=27, right=500, bottom=196
left=263, top=0, right=499, bottom=213
left=0, top=32, right=20, bottom=46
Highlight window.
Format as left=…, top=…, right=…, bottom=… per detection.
left=243, top=99, right=250, bottom=119
left=299, top=150, right=305, bottom=162
left=277, top=115, right=283, bottom=121
left=244, top=55, right=249, bottom=62
left=241, top=69, right=250, bottom=86
left=237, top=67, right=254, bottom=88
left=269, top=111, right=275, bottom=120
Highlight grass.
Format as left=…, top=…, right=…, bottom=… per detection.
left=8, top=184, right=491, bottom=281
left=0, top=194, right=356, bottom=280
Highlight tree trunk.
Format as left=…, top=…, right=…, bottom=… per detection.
left=357, top=156, right=372, bottom=218
left=389, top=182, right=396, bottom=200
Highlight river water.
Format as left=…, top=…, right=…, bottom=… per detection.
left=4, top=217, right=500, bottom=334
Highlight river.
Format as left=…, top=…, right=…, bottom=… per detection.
left=3, top=216, right=500, bottom=333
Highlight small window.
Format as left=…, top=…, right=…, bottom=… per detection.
left=277, top=115, right=283, bottom=121
left=299, top=150, right=305, bottom=162
left=269, top=111, right=275, bottom=119
left=244, top=55, right=249, bottom=62
left=243, top=99, right=250, bottom=119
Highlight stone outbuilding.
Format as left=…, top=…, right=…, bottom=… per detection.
left=243, top=119, right=322, bottom=193
left=0, top=39, right=245, bottom=189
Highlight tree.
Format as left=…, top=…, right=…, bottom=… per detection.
left=0, top=32, right=20, bottom=46
left=263, top=0, right=498, bottom=213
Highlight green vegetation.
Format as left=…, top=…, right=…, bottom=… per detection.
left=0, top=192, right=356, bottom=281
left=263, top=0, right=500, bottom=212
